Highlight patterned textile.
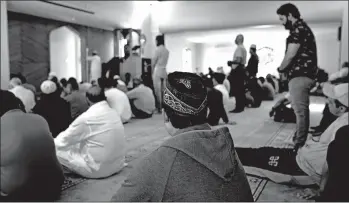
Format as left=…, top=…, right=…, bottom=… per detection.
left=285, top=19, right=318, bottom=80
left=163, top=72, right=207, bottom=116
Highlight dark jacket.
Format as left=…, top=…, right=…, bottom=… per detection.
left=112, top=124, right=253, bottom=202
left=33, top=93, right=72, bottom=137
left=246, top=54, right=259, bottom=77
left=207, top=88, right=229, bottom=125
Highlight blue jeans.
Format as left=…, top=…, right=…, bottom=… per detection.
left=288, top=77, right=314, bottom=146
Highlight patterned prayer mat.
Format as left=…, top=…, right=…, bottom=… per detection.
left=247, top=175, right=269, bottom=201
left=61, top=175, right=87, bottom=191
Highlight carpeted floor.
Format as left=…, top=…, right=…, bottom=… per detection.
left=58, top=95, right=325, bottom=201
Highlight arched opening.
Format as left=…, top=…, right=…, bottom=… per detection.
left=49, top=26, right=82, bottom=81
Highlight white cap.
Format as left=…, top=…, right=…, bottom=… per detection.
left=40, top=80, right=57, bottom=94
left=113, top=75, right=121, bottom=80
left=323, top=83, right=348, bottom=107
left=250, top=44, right=257, bottom=49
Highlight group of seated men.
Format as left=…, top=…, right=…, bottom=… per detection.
left=1, top=66, right=348, bottom=201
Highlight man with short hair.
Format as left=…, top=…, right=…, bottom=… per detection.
left=126, top=76, right=155, bottom=119
left=152, top=35, right=170, bottom=113
left=8, top=77, right=36, bottom=113
left=55, top=86, right=126, bottom=179
left=104, top=78, right=132, bottom=123
left=64, top=77, right=89, bottom=120
left=235, top=83, right=348, bottom=186
left=112, top=72, right=253, bottom=202
left=276, top=3, right=319, bottom=151
left=212, top=72, right=235, bottom=112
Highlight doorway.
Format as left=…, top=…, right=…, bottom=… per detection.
left=49, top=26, right=82, bottom=81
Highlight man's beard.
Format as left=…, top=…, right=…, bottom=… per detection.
left=283, top=19, right=293, bottom=30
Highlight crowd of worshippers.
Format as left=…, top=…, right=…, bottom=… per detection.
left=1, top=66, right=348, bottom=201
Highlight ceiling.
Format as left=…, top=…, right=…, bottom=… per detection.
left=6, top=1, right=347, bottom=33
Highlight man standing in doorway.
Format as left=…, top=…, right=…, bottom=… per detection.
left=276, top=3, right=318, bottom=151
left=228, top=34, right=247, bottom=113
left=87, top=50, right=102, bottom=83
left=152, top=35, right=170, bottom=113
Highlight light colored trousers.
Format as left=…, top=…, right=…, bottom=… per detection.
left=288, top=77, right=314, bottom=146
left=152, top=66, right=167, bottom=108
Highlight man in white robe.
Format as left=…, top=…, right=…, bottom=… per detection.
left=87, top=50, right=102, bottom=83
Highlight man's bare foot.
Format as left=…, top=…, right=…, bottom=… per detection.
left=297, top=188, right=320, bottom=200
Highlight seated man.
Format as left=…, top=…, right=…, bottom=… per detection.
left=55, top=86, right=126, bottom=179
left=1, top=90, right=64, bottom=201
left=212, top=72, right=235, bottom=112
left=235, top=83, right=348, bottom=186
left=111, top=72, right=253, bottom=202
left=103, top=78, right=132, bottom=123
left=269, top=92, right=296, bottom=123
left=202, top=76, right=235, bottom=126
left=258, top=77, right=275, bottom=100
left=299, top=125, right=349, bottom=201
left=8, top=77, right=36, bottom=113
left=126, top=76, right=155, bottom=118
left=245, top=76, right=263, bottom=108
left=64, top=77, right=89, bottom=120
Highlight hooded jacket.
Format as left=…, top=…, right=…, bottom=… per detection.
left=112, top=123, right=253, bottom=202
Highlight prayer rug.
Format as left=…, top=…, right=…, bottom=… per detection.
left=247, top=175, right=269, bottom=201
left=61, top=165, right=87, bottom=191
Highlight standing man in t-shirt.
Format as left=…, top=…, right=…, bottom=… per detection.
left=228, top=34, right=247, bottom=113
left=276, top=3, right=319, bottom=151
left=152, top=35, right=169, bottom=113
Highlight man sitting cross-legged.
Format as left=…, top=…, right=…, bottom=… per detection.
left=126, top=76, right=156, bottom=118
left=1, top=90, right=64, bottom=201
left=235, top=83, right=348, bottom=186
left=212, top=72, right=236, bottom=112
left=102, top=78, right=132, bottom=124
left=55, top=86, right=127, bottom=179
left=111, top=72, right=253, bottom=202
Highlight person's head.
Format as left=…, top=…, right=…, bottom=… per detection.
left=258, top=77, right=265, bottom=84
left=342, top=61, right=349, bottom=69
left=202, top=76, right=214, bottom=89
left=125, top=73, right=131, bottom=81
left=216, top=66, right=224, bottom=74
left=0, top=90, right=25, bottom=117
left=9, top=77, right=22, bottom=89
left=323, top=83, right=348, bottom=117
left=86, top=86, right=106, bottom=106
left=40, top=80, right=57, bottom=96
left=235, top=34, right=244, bottom=45
left=48, top=72, right=57, bottom=80
left=212, top=72, right=226, bottom=86
left=155, top=35, right=165, bottom=46
left=162, top=72, right=208, bottom=135
left=133, top=75, right=143, bottom=87
left=60, top=78, right=67, bottom=88
left=92, top=50, right=98, bottom=56
left=277, top=3, right=301, bottom=30
left=250, top=44, right=257, bottom=54
left=67, top=77, right=79, bottom=92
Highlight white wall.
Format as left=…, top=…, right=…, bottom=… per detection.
left=195, top=25, right=340, bottom=77
left=1, top=1, right=10, bottom=89
left=165, top=34, right=196, bottom=73
left=49, top=27, right=82, bottom=81
left=341, top=3, right=348, bottom=65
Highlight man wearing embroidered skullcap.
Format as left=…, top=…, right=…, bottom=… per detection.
left=112, top=72, right=253, bottom=202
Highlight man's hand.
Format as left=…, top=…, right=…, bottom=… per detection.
left=297, top=188, right=320, bottom=200
left=277, top=67, right=286, bottom=73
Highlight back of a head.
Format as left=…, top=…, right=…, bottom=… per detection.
left=60, top=78, right=67, bottom=88
left=1, top=90, right=25, bottom=117
left=86, top=86, right=106, bottom=104
left=276, top=3, right=301, bottom=19
left=258, top=77, right=265, bottom=83
left=163, top=72, right=208, bottom=129
left=212, top=72, right=226, bottom=84
left=342, top=61, right=349, bottom=69
left=202, top=76, right=214, bottom=89
left=68, top=77, right=79, bottom=91
left=156, top=35, right=165, bottom=46
left=9, top=77, right=22, bottom=89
